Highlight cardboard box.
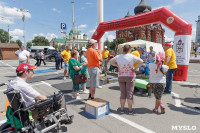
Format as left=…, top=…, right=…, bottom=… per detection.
left=85, top=98, right=109, bottom=119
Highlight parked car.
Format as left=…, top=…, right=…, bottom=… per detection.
left=45, top=49, right=56, bottom=62
left=109, top=50, right=115, bottom=58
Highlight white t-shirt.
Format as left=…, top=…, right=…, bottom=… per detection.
left=8, top=77, right=40, bottom=107
left=15, top=49, right=30, bottom=62
left=149, top=63, right=169, bottom=83
left=114, top=54, right=140, bottom=77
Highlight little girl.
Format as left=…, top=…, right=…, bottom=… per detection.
left=149, top=52, right=169, bottom=114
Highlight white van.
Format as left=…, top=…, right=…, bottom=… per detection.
left=30, top=46, right=55, bottom=58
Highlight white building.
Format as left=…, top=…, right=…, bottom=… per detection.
left=196, top=16, right=200, bottom=44
left=50, top=29, right=88, bottom=50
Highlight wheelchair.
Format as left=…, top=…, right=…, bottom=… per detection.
left=0, top=83, right=73, bottom=133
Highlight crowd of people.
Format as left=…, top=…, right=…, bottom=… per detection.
left=14, top=40, right=179, bottom=114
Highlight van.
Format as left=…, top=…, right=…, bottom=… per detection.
left=30, top=46, right=55, bottom=58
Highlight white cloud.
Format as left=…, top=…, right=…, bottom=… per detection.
left=78, top=24, right=88, bottom=29
left=153, top=0, right=188, bottom=10
left=165, top=35, right=174, bottom=42
left=10, top=29, right=24, bottom=41
left=0, top=2, right=31, bottom=25
left=85, top=2, right=94, bottom=5
left=174, top=0, right=187, bottom=5
left=51, top=8, right=61, bottom=13
left=88, top=29, right=95, bottom=34
left=80, top=7, right=86, bottom=10
left=102, top=32, right=115, bottom=42
left=33, top=33, right=58, bottom=41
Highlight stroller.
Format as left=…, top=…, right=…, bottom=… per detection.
left=0, top=83, right=73, bottom=133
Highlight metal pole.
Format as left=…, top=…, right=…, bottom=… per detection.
left=77, top=26, right=79, bottom=50
left=8, top=25, right=10, bottom=43
left=72, top=0, right=75, bottom=48
left=23, top=14, right=26, bottom=48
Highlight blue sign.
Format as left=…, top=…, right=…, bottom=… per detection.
left=61, top=23, right=67, bottom=30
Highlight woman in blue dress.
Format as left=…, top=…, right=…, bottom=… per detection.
left=79, top=48, right=89, bottom=94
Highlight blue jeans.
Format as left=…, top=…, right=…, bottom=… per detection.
left=165, top=68, right=177, bottom=93
left=55, top=58, right=61, bottom=70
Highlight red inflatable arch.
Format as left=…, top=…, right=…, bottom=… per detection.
left=92, top=7, right=192, bottom=81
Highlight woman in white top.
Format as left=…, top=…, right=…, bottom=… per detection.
left=149, top=52, right=169, bottom=114
left=109, top=45, right=143, bottom=114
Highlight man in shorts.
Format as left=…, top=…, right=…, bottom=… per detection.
left=60, top=46, right=71, bottom=80
left=86, top=39, right=102, bottom=99
left=15, top=45, right=30, bottom=64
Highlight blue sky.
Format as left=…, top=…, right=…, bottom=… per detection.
left=0, top=0, right=199, bottom=44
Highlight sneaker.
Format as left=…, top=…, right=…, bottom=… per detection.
left=117, top=107, right=125, bottom=114
left=63, top=77, right=66, bottom=80
left=82, top=89, right=89, bottom=94
left=128, top=108, right=135, bottom=115
left=97, top=86, right=102, bottom=89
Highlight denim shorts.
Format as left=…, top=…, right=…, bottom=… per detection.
left=64, top=63, right=69, bottom=70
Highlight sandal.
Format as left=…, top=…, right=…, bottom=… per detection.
left=117, top=107, right=125, bottom=114
left=153, top=108, right=158, bottom=114
left=161, top=107, right=165, bottom=114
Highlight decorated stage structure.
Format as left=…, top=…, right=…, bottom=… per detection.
left=92, top=7, right=192, bottom=81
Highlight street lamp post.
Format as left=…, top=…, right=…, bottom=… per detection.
left=72, top=0, right=75, bottom=48
left=18, top=9, right=28, bottom=49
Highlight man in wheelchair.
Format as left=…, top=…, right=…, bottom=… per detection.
left=0, top=63, right=73, bottom=133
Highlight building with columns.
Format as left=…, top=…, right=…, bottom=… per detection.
left=50, top=29, right=89, bottom=50
left=116, top=0, right=165, bottom=45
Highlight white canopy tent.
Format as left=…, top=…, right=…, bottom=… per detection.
left=117, top=40, right=164, bottom=54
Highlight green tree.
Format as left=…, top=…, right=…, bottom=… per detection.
left=26, top=41, right=32, bottom=49
left=10, top=40, right=15, bottom=43
left=0, top=29, right=9, bottom=43
left=16, top=40, right=22, bottom=47
left=117, top=38, right=126, bottom=44
left=32, top=36, right=49, bottom=46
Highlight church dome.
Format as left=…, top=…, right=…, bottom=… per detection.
left=134, top=0, right=152, bottom=15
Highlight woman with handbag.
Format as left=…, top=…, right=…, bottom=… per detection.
left=79, top=48, right=89, bottom=94
left=68, top=50, right=87, bottom=98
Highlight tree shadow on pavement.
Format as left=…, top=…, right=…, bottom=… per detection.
left=167, top=103, right=200, bottom=115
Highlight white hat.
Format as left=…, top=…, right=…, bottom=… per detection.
left=82, top=48, right=87, bottom=51
left=104, top=46, right=107, bottom=48
left=89, top=39, right=97, bottom=45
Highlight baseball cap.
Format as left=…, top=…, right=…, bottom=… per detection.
left=89, top=39, right=97, bottom=45
left=139, top=46, right=144, bottom=51
left=16, top=63, right=37, bottom=73
left=105, top=46, right=107, bottom=48
left=164, top=42, right=172, bottom=46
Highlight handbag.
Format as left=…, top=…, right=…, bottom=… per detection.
left=74, top=72, right=87, bottom=85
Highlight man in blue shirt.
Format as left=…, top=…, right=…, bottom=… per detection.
left=53, top=48, right=61, bottom=70
left=140, top=46, right=148, bottom=63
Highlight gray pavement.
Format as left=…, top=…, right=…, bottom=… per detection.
left=0, top=59, right=200, bottom=133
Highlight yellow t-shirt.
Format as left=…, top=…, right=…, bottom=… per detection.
left=102, top=50, right=110, bottom=59
left=61, top=50, right=71, bottom=63
left=131, top=50, right=140, bottom=67
left=164, top=48, right=177, bottom=69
